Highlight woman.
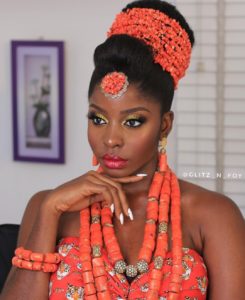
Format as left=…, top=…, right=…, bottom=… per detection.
left=1, top=1, right=245, bottom=299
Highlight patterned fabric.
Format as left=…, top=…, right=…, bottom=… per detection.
left=49, top=237, right=208, bottom=300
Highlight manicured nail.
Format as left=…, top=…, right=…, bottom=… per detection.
left=128, top=208, right=134, bottom=221
left=136, top=173, right=148, bottom=177
left=119, top=213, right=124, bottom=225
left=110, top=203, right=114, bottom=214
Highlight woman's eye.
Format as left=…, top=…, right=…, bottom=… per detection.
left=87, top=112, right=108, bottom=125
left=124, top=118, right=144, bottom=127
left=92, top=116, right=107, bottom=125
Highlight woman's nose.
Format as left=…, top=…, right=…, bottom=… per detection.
left=103, top=124, right=124, bottom=148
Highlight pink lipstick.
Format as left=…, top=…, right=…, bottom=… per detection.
left=102, top=154, right=128, bottom=169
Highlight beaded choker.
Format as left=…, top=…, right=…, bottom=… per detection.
left=79, top=152, right=183, bottom=299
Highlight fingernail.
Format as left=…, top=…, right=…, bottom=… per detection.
left=110, top=203, right=114, bottom=214
left=128, top=208, right=134, bottom=221
left=136, top=173, right=148, bottom=177
left=119, top=213, right=124, bottom=225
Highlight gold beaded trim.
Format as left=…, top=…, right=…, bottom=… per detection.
left=136, top=259, right=149, bottom=274
left=154, top=256, right=164, bottom=270
left=91, top=216, right=100, bottom=224
left=126, top=264, right=138, bottom=277
left=148, top=197, right=157, bottom=202
left=114, top=260, right=126, bottom=274
left=158, top=222, right=168, bottom=233
left=146, top=219, right=156, bottom=224
left=104, top=223, right=114, bottom=227
left=92, top=245, right=101, bottom=258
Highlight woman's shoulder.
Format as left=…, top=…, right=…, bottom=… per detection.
left=27, top=189, right=52, bottom=208
left=178, top=178, right=244, bottom=253
left=179, top=178, right=244, bottom=246
left=178, top=179, right=245, bottom=298
left=178, top=178, right=243, bottom=219
left=17, top=190, right=52, bottom=246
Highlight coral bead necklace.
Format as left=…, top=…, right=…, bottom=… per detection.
left=79, top=152, right=183, bottom=300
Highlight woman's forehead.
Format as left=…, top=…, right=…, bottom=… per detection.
left=89, top=84, right=160, bottom=113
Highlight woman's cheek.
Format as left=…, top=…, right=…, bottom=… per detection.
left=87, top=125, right=97, bottom=151
left=127, top=129, right=159, bottom=156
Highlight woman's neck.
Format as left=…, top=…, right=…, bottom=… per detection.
left=122, top=154, right=158, bottom=211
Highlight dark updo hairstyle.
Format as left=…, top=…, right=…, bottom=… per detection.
left=88, top=0, right=195, bottom=114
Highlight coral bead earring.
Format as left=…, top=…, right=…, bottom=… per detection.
left=92, top=154, right=99, bottom=166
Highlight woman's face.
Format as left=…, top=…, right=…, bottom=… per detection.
left=87, top=84, right=172, bottom=177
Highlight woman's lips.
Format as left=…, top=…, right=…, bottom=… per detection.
left=102, top=154, right=128, bottom=169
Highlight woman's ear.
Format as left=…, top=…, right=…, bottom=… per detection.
left=160, top=111, right=174, bottom=138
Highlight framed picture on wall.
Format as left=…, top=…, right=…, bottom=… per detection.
left=11, top=40, right=65, bottom=163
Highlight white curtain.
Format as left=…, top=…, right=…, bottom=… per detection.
left=172, top=0, right=245, bottom=216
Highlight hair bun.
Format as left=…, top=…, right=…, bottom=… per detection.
left=93, top=35, right=154, bottom=77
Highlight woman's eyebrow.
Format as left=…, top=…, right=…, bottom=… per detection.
left=89, top=104, right=106, bottom=113
left=89, top=104, right=150, bottom=114
left=120, top=107, right=150, bottom=114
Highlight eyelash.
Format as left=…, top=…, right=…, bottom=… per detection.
left=87, top=112, right=108, bottom=125
left=87, top=112, right=146, bottom=128
left=123, top=117, right=146, bottom=128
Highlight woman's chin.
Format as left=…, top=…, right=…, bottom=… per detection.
left=99, top=163, right=135, bottom=178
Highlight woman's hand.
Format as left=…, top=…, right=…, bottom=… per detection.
left=43, top=170, right=144, bottom=223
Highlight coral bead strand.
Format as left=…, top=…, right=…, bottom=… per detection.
left=146, top=167, right=171, bottom=299
left=92, top=203, right=112, bottom=300
left=139, top=171, right=164, bottom=264
left=80, top=209, right=97, bottom=299
left=168, top=171, right=183, bottom=300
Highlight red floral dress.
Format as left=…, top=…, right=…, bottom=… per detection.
left=49, top=237, right=208, bottom=300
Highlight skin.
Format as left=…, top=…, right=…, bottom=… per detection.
left=1, top=84, right=245, bottom=300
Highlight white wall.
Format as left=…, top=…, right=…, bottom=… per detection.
left=0, top=0, right=177, bottom=224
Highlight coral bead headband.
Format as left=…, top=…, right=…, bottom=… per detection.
left=100, top=7, right=192, bottom=99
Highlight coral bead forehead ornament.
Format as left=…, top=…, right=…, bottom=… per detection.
left=100, top=71, right=129, bottom=99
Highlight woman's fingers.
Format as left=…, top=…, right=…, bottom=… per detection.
left=59, top=183, right=114, bottom=212
left=87, top=173, right=125, bottom=222
left=89, top=183, right=115, bottom=207
left=88, top=172, right=147, bottom=222
left=90, top=172, right=133, bottom=218
left=48, top=171, right=145, bottom=217
left=52, top=171, right=146, bottom=221
left=112, top=174, right=147, bottom=184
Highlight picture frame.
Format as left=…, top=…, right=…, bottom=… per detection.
left=11, top=40, right=65, bottom=163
